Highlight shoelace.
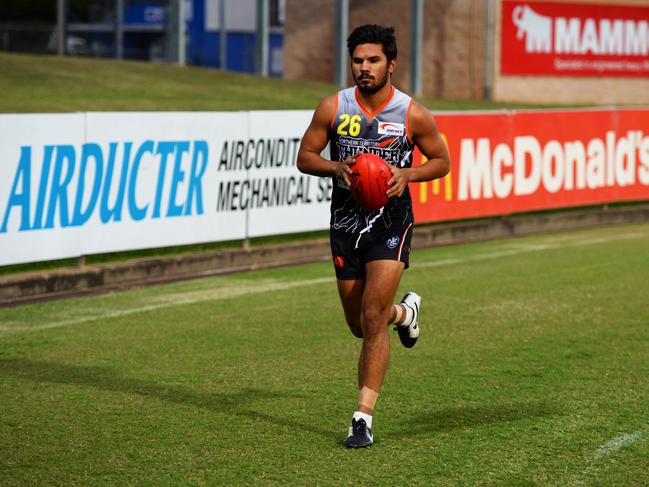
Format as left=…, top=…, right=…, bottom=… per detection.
left=352, top=419, right=366, bottom=436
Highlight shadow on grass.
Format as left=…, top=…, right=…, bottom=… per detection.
left=389, top=401, right=560, bottom=438
left=0, top=358, right=340, bottom=442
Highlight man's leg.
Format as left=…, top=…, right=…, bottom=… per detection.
left=357, top=259, right=404, bottom=406
left=344, top=259, right=404, bottom=448
left=337, top=267, right=417, bottom=392
left=337, top=277, right=412, bottom=339
left=336, top=278, right=364, bottom=338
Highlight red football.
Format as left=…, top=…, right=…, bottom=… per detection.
left=349, top=153, right=391, bottom=211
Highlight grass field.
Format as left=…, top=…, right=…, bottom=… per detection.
left=0, top=52, right=563, bottom=113
left=1, top=222, right=649, bottom=485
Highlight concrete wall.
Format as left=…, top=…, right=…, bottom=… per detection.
left=284, top=0, right=649, bottom=104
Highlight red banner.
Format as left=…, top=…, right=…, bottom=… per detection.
left=501, top=1, right=649, bottom=77
left=411, top=109, right=649, bottom=223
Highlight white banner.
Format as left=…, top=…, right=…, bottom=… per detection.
left=0, top=111, right=330, bottom=266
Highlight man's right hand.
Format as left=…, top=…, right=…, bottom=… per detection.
left=334, top=154, right=359, bottom=187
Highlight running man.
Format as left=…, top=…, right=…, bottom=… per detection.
left=296, top=24, right=450, bottom=448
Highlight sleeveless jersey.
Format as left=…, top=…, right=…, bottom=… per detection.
left=329, top=86, right=415, bottom=234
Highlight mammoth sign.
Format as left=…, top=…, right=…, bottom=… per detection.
left=501, top=1, right=649, bottom=76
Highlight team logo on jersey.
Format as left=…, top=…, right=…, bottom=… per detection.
left=377, top=121, right=405, bottom=136
left=386, top=236, right=400, bottom=249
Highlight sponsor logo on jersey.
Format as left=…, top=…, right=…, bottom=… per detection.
left=386, top=236, right=400, bottom=249
left=378, top=121, right=405, bottom=136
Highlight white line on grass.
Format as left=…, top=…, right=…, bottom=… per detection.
left=1, top=277, right=332, bottom=335
left=569, top=428, right=646, bottom=484
left=2, top=229, right=648, bottom=335
left=593, top=430, right=643, bottom=460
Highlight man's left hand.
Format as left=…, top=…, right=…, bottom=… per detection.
left=386, top=166, right=410, bottom=198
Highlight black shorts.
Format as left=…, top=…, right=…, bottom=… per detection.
left=330, top=221, right=414, bottom=280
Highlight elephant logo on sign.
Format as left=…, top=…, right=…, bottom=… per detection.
left=512, top=4, right=552, bottom=53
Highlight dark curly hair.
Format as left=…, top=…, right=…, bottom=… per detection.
left=347, top=24, right=397, bottom=62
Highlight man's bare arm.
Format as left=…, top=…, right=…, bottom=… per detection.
left=386, top=101, right=450, bottom=198
left=297, top=95, right=356, bottom=186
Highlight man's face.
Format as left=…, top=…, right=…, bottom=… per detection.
left=351, top=43, right=395, bottom=95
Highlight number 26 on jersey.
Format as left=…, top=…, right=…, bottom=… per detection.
left=337, top=114, right=361, bottom=137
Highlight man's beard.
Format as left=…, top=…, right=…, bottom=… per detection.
left=354, top=66, right=390, bottom=95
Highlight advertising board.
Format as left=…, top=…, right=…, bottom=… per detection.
left=413, top=109, right=649, bottom=221
left=1, top=108, right=647, bottom=266
left=501, top=1, right=649, bottom=77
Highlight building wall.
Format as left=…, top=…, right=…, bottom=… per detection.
left=283, top=0, right=486, bottom=100
left=285, top=0, right=649, bottom=104
left=283, top=1, right=337, bottom=87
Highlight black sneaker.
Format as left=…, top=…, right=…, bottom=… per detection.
left=394, top=292, right=420, bottom=348
left=344, top=418, right=374, bottom=449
